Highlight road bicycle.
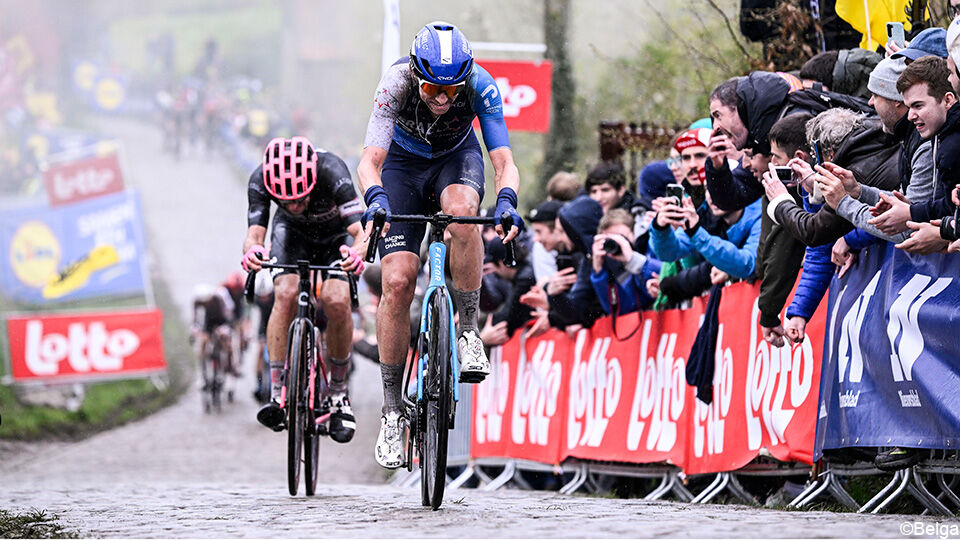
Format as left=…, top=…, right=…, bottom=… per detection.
left=199, top=324, right=232, bottom=414
left=365, top=210, right=516, bottom=509
left=244, top=259, right=358, bottom=496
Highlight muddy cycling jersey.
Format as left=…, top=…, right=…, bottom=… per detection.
left=247, top=148, right=362, bottom=231
left=363, top=57, right=510, bottom=158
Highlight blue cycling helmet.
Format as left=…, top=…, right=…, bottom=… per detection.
left=410, top=21, right=473, bottom=85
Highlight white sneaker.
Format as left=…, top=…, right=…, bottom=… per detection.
left=375, top=411, right=406, bottom=469
left=458, top=330, right=489, bottom=383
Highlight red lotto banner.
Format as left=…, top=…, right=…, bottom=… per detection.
left=474, top=59, right=552, bottom=133
left=6, top=308, right=167, bottom=382
left=473, top=282, right=827, bottom=474
left=42, top=152, right=125, bottom=207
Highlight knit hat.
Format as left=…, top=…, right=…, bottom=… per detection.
left=867, top=57, right=907, bottom=102
left=673, top=128, right=711, bottom=153
left=949, top=16, right=960, bottom=71
left=891, top=27, right=948, bottom=62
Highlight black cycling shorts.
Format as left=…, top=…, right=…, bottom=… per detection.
left=269, top=215, right=349, bottom=282
left=378, top=133, right=485, bottom=256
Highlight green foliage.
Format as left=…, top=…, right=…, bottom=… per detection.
left=576, top=1, right=760, bottom=165
left=0, top=509, right=80, bottom=539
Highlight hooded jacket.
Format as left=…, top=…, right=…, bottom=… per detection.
left=548, top=196, right=605, bottom=328
left=738, top=72, right=793, bottom=156
left=831, top=48, right=882, bottom=100
left=910, top=103, right=960, bottom=223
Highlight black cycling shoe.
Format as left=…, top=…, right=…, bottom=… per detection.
left=328, top=396, right=356, bottom=443
left=256, top=401, right=285, bottom=432
left=875, top=447, right=923, bottom=471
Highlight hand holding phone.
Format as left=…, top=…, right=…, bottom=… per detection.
left=886, top=22, right=906, bottom=49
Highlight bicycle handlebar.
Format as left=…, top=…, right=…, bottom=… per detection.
left=244, top=256, right=358, bottom=308
left=362, top=210, right=519, bottom=267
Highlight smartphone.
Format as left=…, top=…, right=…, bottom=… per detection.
left=812, top=140, right=824, bottom=166
left=773, top=166, right=796, bottom=186
left=665, top=183, right=685, bottom=206
left=886, top=22, right=906, bottom=48
left=555, top=253, right=577, bottom=272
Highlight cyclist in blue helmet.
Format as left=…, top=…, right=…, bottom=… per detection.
left=358, top=21, right=523, bottom=469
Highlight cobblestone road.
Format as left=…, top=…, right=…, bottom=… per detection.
left=0, top=119, right=936, bottom=538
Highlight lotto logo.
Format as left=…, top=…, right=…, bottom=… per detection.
left=24, top=320, right=140, bottom=376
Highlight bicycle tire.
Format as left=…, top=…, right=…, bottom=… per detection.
left=287, top=320, right=307, bottom=496
left=304, top=343, right=321, bottom=496
left=210, top=344, right=222, bottom=414
left=421, top=290, right=451, bottom=510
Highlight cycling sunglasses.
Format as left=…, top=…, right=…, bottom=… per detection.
left=416, top=77, right=465, bottom=99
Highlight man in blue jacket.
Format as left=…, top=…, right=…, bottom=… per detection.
left=649, top=192, right=762, bottom=290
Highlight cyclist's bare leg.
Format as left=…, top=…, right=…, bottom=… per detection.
left=319, top=278, right=353, bottom=390
left=377, top=251, right=420, bottom=413
left=440, top=185, right=482, bottom=335
left=266, top=274, right=299, bottom=399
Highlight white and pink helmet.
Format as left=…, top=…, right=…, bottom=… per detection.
left=262, top=136, right=317, bottom=200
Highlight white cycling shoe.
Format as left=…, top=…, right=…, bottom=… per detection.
left=375, top=411, right=407, bottom=469
left=457, top=330, right=489, bottom=383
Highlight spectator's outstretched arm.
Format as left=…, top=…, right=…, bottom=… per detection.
left=785, top=242, right=834, bottom=322
left=705, top=159, right=763, bottom=212
left=689, top=206, right=761, bottom=278
left=771, top=201, right=854, bottom=247
left=649, top=221, right=693, bottom=263
left=659, top=261, right=713, bottom=302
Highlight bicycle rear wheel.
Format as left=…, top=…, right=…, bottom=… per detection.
left=304, top=345, right=321, bottom=496
left=421, top=289, right=452, bottom=510
left=287, top=320, right=308, bottom=496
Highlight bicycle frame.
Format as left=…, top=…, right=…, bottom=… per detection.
left=416, top=236, right=460, bottom=404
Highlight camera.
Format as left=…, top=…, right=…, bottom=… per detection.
left=774, top=166, right=796, bottom=187
left=940, top=207, right=960, bottom=242
left=556, top=253, right=577, bottom=271
left=665, top=183, right=685, bottom=206
left=602, top=238, right=622, bottom=256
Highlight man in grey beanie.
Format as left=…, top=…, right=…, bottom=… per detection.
left=824, top=56, right=935, bottom=248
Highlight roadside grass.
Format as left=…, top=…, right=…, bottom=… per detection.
left=0, top=509, right=79, bottom=539
left=0, top=277, right=192, bottom=440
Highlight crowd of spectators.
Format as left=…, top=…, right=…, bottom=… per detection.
left=476, top=16, right=960, bottom=472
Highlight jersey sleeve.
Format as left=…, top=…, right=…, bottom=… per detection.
left=247, top=166, right=272, bottom=228
left=318, top=152, right=363, bottom=226
left=471, top=65, right=510, bottom=152
left=363, top=62, right=408, bottom=151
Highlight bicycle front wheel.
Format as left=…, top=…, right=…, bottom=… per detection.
left=287, top=320, right=308, bottom=496
left=421, top=289, right=452, bottom=510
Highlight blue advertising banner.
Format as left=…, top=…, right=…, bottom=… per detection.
left=815, top=242, right=960, bottom=458
left=0, top=190, right=148, bottom=304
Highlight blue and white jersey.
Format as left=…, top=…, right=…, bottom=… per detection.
left=363, top=57, right=510, bottom=159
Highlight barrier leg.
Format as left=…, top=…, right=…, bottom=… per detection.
left=727, top=474, right=760, bottom=506
left=871, top=468, right=912, bottom=514
left=795, top=472, right=834, bottom=508
left=825, top=472, right=860, bottom=510
left=560, top=463, right=587, bottom=495
left=935, top=474, right=960, bottom=509
left=907, top=469, right=953, bottom=516
left=859, top=470, right=904, bottom=513
left=475, top=465, right=495, bottom=486
left=690, top=474, right=724, bottom=504
left=482, top=460, right=517, bottom=491
left=787, top=475, right=825, bottom=508
left=448, top=465, right=475, bottom=490
left=671, top=475, right=695, bottom=502
left=643, top=473, right=671, bottom=501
